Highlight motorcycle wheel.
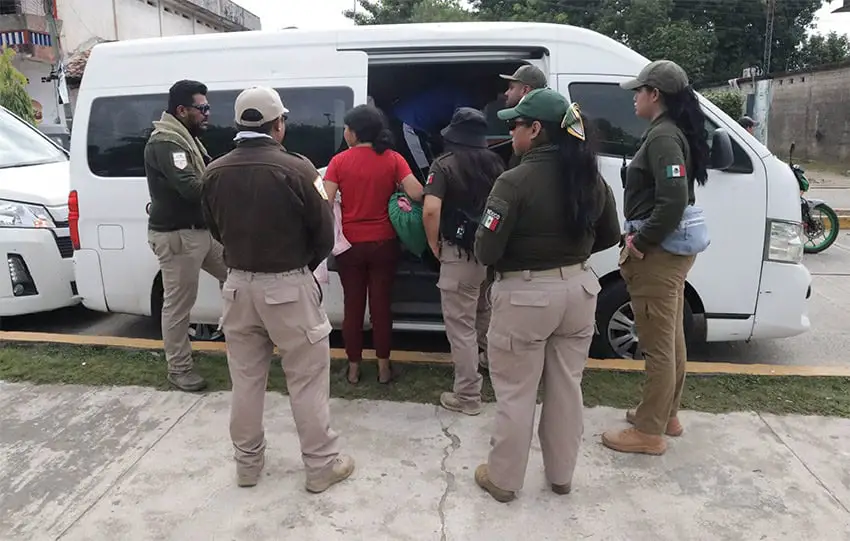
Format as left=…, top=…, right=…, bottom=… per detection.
left=803, top=203, right=840, bottom=254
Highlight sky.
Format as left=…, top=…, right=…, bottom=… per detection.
left=234, top=0, right=850, bottom=36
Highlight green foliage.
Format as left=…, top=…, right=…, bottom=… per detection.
left=348, top=0, right=828, bottom=84
left=790, top=31, right=850, bottom=71
left=702, top=89, right=745, bottom=120
left=0, top=48, right=35, bottom=125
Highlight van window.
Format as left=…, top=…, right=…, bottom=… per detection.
left=0, top=107, right=68, bottom=169
left=87, top=86, right=353, bottom=178
left=568, top=82, right=646, bottom=157
left=568, top=82, right=754, bottom=173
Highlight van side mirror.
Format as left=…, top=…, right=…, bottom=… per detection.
left=710, top=128, right=734, bottom=171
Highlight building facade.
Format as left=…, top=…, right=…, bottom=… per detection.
left=0, top=0, right=260, bottom=128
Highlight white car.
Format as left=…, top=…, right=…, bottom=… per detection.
left=0, top=106, right=79, bottom=322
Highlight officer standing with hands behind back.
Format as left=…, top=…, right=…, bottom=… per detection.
left=201, top=86, right=354, bottom=493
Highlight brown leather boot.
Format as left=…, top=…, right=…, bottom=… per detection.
left=602, top=427, right=667, bottom=455
left=474, top=464, right=516, bottom=503
left=626, top=410, right=684, bottom=437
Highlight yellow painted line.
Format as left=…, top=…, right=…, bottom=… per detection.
left=839, top=215, right=849, bottom=228
left=2, top=331, right=849, bottom=378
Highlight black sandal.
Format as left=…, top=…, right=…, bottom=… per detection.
left=347, top=362, right=361, bottom=385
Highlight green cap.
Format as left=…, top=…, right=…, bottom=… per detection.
left=496, top=88, right=568, bottom=123
left=620, top=60, right=689, bottom=94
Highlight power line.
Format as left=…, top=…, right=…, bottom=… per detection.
left=764, top=0, right=777, bottom=73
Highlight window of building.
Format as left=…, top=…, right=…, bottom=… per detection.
left=86, top=86, right=353, bottom=178
left=0, top=0, right=20, bottom=15
left=568, top=82, right=752, bottom=173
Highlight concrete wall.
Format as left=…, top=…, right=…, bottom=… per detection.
left=703, top=63, right=850, bottom=165
left=58, top=0, right=258, bottom=55
left=15, top=59, right=65, bottom=126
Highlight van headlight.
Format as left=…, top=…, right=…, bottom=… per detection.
left=765, top=219, right=804, bottom=264
left=0, top=200, right=56, bottom=229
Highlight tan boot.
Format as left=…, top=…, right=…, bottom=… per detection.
left=602, top=427, right=667, bottom=455
left=440, top=392, right=482, bottom=416
left=236, top=455, right=265, bottom=488
left=626, top=410, right=684, bottom=437
left=474, top=464, right=516, bottom=503
left=305, top=455, right=355, bottom=494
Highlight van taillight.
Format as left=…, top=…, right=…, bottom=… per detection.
left=68, top=190, right=80, bottom=250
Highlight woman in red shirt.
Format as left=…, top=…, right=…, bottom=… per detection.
left=324, top=105, right=424, bottom=385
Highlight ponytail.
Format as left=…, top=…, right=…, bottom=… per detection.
left=343, top=104, right=396, bottom=155
left=661, top=87, right=710, bottom=186
left=541, top=105, right=601, bottom=234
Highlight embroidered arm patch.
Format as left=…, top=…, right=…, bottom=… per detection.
left=481, top=207, right=503, bottom=232
left=426, top=172, right=434, bottom=185
left=665, top=164, right=686, bottom=179
left=313, top=175, right=329, bottom=200
left=172, top=151, right=188, bottom=170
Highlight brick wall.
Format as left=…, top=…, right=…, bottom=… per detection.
left=703, top=62, right=850, bottom=165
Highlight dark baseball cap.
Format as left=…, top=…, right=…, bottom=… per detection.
left=497, top=88, right=568, bottom=123
left=620, top=60, right=690, bottom=94
left=499, top=65, right=547, bottom=89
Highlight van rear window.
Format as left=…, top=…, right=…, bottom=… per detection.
left=86, top=86, right=354, bottom=178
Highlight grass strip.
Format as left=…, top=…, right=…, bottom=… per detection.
left=1, top=342, right=848, bottom=417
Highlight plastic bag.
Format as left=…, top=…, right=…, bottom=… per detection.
left=313, top=259, right=329, bottom=284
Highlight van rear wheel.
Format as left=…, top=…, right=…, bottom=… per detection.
left=592, top=280, right=694, bottom=360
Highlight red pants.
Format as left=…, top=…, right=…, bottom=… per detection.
left=336, top=238, right=400, bottom=362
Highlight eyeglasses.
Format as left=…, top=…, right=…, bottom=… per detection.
left=506, top=119, right=530, bottom=131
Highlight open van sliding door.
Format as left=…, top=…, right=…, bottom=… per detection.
left=558, top=74, right=766, bottom=355
left=78, top=47, right=367, bottom=333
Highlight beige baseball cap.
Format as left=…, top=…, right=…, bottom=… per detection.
left=234, top=86, right=289, bottom=127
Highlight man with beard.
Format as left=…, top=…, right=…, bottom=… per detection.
left=144, top=79, right=227, bottom=392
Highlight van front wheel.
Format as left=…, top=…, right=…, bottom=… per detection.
left=592, top=280, right=694, bottom=360
left=150, top=277, right=224, bottom=342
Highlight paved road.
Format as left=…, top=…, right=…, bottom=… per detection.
left=4, top=231, right=850, bottom=366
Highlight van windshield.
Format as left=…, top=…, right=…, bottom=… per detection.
left=0, top=108, right=68, bottom=169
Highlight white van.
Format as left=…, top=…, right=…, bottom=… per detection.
left=0, top=106, right=79, bottom=322
left=69, top=22, right=811, bottom=358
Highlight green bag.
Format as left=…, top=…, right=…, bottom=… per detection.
left=388, top=192, right=428, bottom=256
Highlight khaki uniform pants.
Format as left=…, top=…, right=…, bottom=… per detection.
left=220, top=268, right=339, bottom=474
left=619, top=246, right=696, bottom=436
left=487, top=264, right=600, bottom=492
left=477, top=273, right=492, bottom=366
left=437, top=246, right=488, bottom=406
left=147, top=229, right=227, bottom=374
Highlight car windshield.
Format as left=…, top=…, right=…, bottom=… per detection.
left=0, top=108, right=67, bottom=169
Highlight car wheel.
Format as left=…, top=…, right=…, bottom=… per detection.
left=188, top=323, right=224, bottom=342
left=592, top=280, right=694, bottom=360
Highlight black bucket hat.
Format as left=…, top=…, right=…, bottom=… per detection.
left=440, top=107, right=489, bottom=149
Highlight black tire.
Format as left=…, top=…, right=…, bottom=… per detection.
left=803, top=203, right=840, bottom=254
left=591, top=279, right=694, bottom=360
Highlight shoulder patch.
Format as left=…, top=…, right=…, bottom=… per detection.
left=665, top=164, right=686, bottom=179
left=171, top=151, right=188, bottom=170
left=426, top=172, right=435, bottom=185
left=481, top=207, right=503, bottom=232
left=313, top=175, right=329, bottom=200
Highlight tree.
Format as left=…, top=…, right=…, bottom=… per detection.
left=702, top=90, right=745, bottom=120
left=789, top=31, right=850, bottom=70
left=591, top=0, right=717, bottom=83
left=345, top=0, right=474, bottom=24
left=0, top=48, right=35, bottom=125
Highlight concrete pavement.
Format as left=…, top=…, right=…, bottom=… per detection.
left=2, top=383, right=849, bottom=540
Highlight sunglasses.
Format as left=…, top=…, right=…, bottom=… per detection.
left=189, top=103, right=211, bottom=115
left=506, top=119, right=531, bottom=130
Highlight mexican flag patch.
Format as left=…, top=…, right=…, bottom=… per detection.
left=665, top=164, right=686, bottom=179
left=481, top=208, right=501, bottom=232
left=426, top=172, right=434, bottom=185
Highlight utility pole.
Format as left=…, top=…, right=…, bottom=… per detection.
left=40, top=0, right=68, bottom=125
left=763, top=0, right=776, bottom=75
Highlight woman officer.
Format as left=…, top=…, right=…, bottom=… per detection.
left=601, top=60, right=711, bottom=456
left=473, top=88, right=620, bottom=503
